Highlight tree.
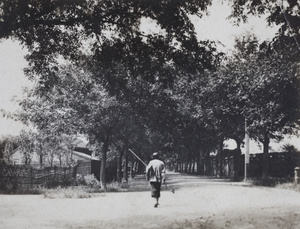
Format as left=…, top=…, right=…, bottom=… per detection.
left=206, top=33, right=261, bottom=179
left=0, top=135, right=18, bottom=163
left=282, top=144, right=299, bottom=154
left=171, top=32, right=300, bottom=179
left=2, top=1, right=228, bottom=185
left=16, top=130, right=36, bottom=165
left=7, top=0, right=300, bottom=181
left=170, top=71, right=221, bottom=174
left=248, top=52, right=300, bottom=178
left=228, top=33, right=300, bottom=179
left=230, top=0, right=300, bottom=57
left=18, top=64, right=138, bottom=189
left=0, top=0, right=219, bottom=94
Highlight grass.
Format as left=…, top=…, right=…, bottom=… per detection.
left=42, top=186, right=97, bottom=199
left=276, top=182, right=300, bottom=192
left=106, top=182, right=129, bottom=192
left=247, top=176, right=300, bottom=192
left=248, top=177, right=294, bottom=187
left=42, top=181, right=130, bottom=199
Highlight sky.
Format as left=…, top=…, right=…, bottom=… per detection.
left=0, top=39, right=33, bottom=137
left=191, top=0, right=279, bottom=52
left=0, top=1, right=298, bottom=152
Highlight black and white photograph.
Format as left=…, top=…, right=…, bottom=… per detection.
left=0, top=0, right=300, bottom=228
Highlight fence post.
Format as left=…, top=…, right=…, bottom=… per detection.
left=294, top=167, right=300, bottom=184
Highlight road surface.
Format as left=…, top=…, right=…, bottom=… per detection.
left=0, top=172, right=299, bottom=229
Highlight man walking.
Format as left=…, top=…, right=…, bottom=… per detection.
left=146, top=152, right=165, bottom=208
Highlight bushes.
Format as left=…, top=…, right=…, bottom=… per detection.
left=249, top=177, right=294, bottom=187
left=75, top=174, right=101, bottom=189
left=276, top=182, right=300, bottom=192
left=75, top=174, right=129, bottom=192
left=106, top=181, right=129, bottom=192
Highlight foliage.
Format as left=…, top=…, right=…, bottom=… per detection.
left=169, top=31, right=300, bottom=178
left=220, top=32, right=300, bottom=144
left=16, top=130, right=36, bottom=165
left=0, top=0, right=220, bottom=93
left=230, top=0, right=300, bottom=46
left=18, top=64, right=142, bottom=188
left=281, top=144, right=299, bottom=153
left=276, top=182, right=300, bottom=193
left=3, top=1, right=300, bottom=182
left=76, top=174, right=101, bottom=189
left=222, top=33, right=300, bottom=178
left=17, top=33, right=300, bottom=179
left=249, top=177, right=294, bottom=187
left=0, top=135, right=18, bottom=163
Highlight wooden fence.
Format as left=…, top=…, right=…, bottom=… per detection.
left=0, top=162, right=76, bottom=191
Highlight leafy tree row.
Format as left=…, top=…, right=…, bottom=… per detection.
left=1, top=1, right=300, bottom=187
left=173, top=33, right=300, bottom=179
left=16, top=33, right=300, bottom=186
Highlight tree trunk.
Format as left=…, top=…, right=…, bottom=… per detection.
left=116, top=147, right=124, bottom=184
left=233, top=140, right=242, bottom=181
left=217, top=138, right=224, bottom=177
left=59, top=155, right=62, bottom=167
left=205, top=152, right=212, bottom=176
left=39, top=154, right=43, bottom=168
left=136, top=161, right=140, bottom=174
left=262, top=130, right=270, bottom=179
left=100, top=135, right=109, bottom=190
left=123, top=146, right=128, bottom=183
left=132, top=161, right=137, bottom=177
left=176, top=160, right=180, bottom=172
left=188, top=159, right=191, bottom=174
left=197, top=149, right=205, bottom=175
left=49, top=152, right=54, bottom=168
left=184, top=161, right=188, bottom=173
left=191, top=158, right=195, bottom=174
left=130, top=160, right=135, bottom=179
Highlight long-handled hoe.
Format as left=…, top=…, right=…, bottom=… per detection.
left=164, top=182, right=175, bottom=193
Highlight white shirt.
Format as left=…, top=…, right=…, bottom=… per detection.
left=146, top=159, right=165, bottom=182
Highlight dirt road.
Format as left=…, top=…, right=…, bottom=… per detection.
left=1, top=172, right=300, bottom=229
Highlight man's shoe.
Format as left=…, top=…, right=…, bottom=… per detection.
left=154, top=203, right=158, bottom=208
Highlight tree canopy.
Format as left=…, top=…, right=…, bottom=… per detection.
left=0, top=0, right=221, bottom=92
left=3, top=1, right=300, bottom=183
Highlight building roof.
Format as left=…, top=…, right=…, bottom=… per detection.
left=72, top=150, right=100, bottom=161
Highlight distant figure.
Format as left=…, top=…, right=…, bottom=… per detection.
left=146, top=152, right=165, bottom=208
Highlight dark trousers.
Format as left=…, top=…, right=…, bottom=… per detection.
left=150, top=182, right=161, bottom=198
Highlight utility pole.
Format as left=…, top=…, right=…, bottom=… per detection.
left=244, top=119, right=250, bottom=181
